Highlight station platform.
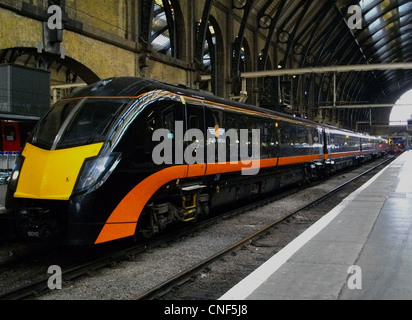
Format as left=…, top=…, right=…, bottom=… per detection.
left=220, top=151, right=412, bottom=300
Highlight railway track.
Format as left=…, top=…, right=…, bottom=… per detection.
left=0, top=156, right=394, bottom=300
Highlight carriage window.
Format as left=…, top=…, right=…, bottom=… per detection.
left=163, top=109, right=175, bottom=132
left=204, top=107, right=222, bottom=161
left=114, top=100, right=185, bottom=164
left=205, top=107, right=223, bottom=129
left=189, top=115, right=200, bottom=130
left=186, top=104, right=204, bottom=131
left=4, top=126, right=16, bottom=142
left=279, top=122, right=302, bottom=155
left=257, top=119, right=279, bottom=159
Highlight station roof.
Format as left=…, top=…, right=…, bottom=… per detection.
left=1, top=0, right=410, bottom=128
left=248, top=0, right=412, bottom=106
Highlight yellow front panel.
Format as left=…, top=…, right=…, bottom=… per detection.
left=15, top=143, right=104, bottom=201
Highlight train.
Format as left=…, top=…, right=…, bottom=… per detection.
left=3, top=77, right=390, bottom=246
left=407, top=117, right=412, bottom=132
left=0, top=118, right=39, bottom=184
left=0, top=118, right=39, bottom=154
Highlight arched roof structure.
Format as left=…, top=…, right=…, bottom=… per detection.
left=230, top=0, right=412, bottom=130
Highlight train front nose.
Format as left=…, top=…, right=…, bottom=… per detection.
left=7, top=142, right=104, bottom=242
left=17, top=205, right=63, bottom=240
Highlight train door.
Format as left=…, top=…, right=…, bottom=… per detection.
left=204, top=106, right=224, bottom=166
left=1, top=120, right=21, bottom=152
left=322, top=127, right=329, bottom=160
left=185, top=103, right=207, bottom=177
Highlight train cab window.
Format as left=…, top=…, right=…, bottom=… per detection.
left=30, top=100, right=79, bottom=149
left=31, top=98, right=130, bottom=150
left=59, top=99, right=129, bottom=148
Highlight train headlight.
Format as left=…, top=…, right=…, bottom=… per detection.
left=73, top=153, right=122, bottom=194
left=8, top=155, right=25, bottom=189
left=11, top=170, right=20, bottom=181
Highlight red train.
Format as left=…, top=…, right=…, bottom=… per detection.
left=0, top=119, right=38, bottom=153
left=0, top=119, right=38, bottom=185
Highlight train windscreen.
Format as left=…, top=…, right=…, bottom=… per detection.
left=30, top=98, right=130, bottom=150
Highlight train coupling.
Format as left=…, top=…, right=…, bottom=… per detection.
left=17, top=207, right=62, bottom=240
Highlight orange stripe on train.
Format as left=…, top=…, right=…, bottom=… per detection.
left=95, top=155, right=325, bottom=244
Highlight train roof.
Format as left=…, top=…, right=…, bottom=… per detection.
left=70, top=77, right=324, bottom=126
left=68, top=77, right=375, bottom=136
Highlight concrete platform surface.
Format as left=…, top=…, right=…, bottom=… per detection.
left=220, top=151, right=412, bottom=300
